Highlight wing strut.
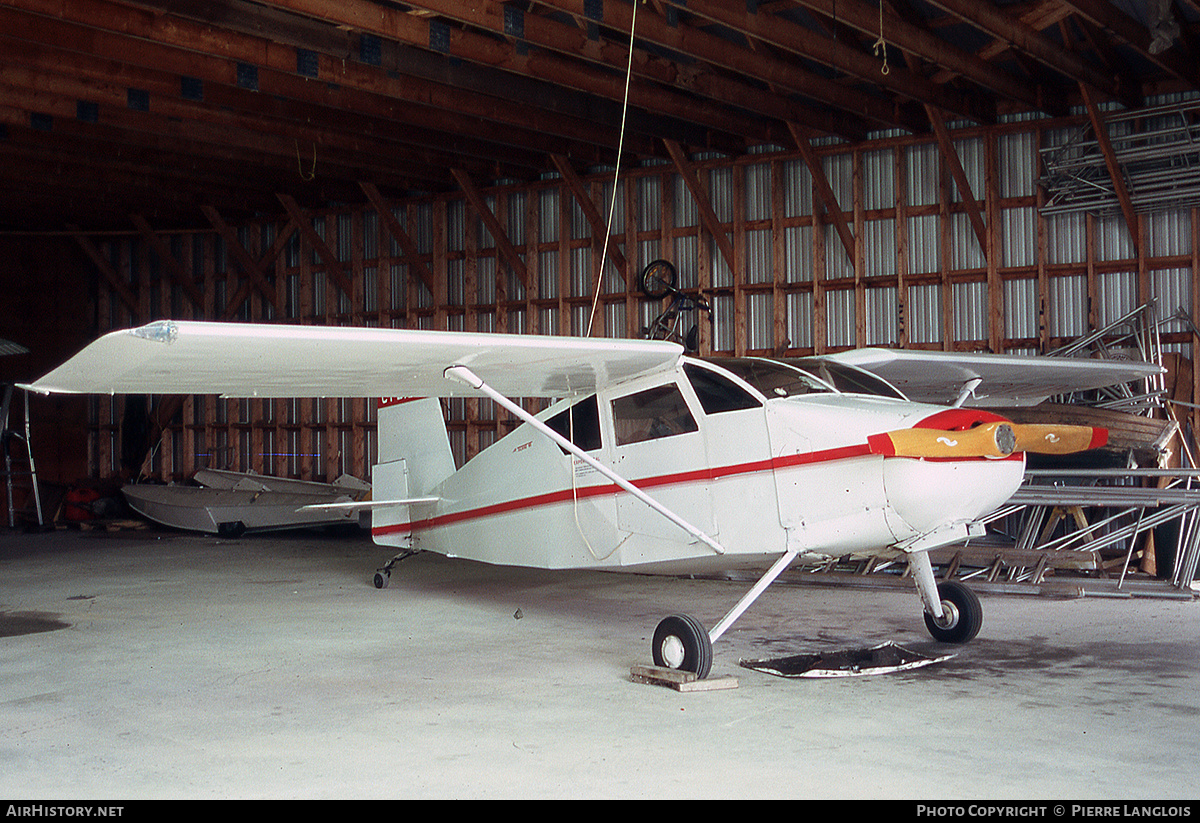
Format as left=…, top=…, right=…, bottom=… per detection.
left=444, top=365, right=725, bottom=556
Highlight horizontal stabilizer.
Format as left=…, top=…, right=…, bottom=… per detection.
left=298, top=497, right=439, bottom=513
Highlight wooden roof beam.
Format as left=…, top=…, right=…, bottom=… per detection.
left=450, top=170, right=531, bottom=292
left=1058, top=0, right=1200, bottom=88
left=549, top=156, right=628, bottom=281
left=123, top=0, right=701, bottom=158
left=926, top=106, right=988, bottom=261
left=256, top=0, right=766, bottom=150
left=1079, top=84, right=1141, bottom=257
left=0, top=22, right=465, bottom=190
left=790, top=0, right=1042, bottom=112
left=923, top=0, right=1074, bottom=111
left=359, top=182, right=441, bottom=300
left=653, top=0, right=994, bottom=125
left=533, top=0, right=917, bottom=134
left=404, top=0, right=874, bottom=140
left=0, top=104, right=343, bottom=233
left=920, top=0, right=1135, bottom=107
left=663, top=140, right=736, bottom=274
left=1, top=0, right=630, bottom=168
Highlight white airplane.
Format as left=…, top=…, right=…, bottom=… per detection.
left=28, top=319, right=1161, bottom=678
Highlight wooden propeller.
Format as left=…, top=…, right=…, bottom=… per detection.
left=868, top=422, right=1107, bottom=459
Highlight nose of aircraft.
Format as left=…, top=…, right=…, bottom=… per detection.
left=875, top=408, right=1027, bottom=538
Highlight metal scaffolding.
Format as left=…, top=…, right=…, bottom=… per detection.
left=1, top=383, right=43, bottom=529
left=1041, top=98, right=1200, bottom=217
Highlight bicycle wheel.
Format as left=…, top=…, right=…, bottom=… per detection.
left=639, top=259, right=677, bottom=299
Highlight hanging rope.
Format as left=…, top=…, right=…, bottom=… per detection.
left=295, top=140, right=317, bottom=181
left=571, top=2, right=642, bottom=560
left=873, top=1, right=890, bottom=75
left=585, top=0, right=639, bottom=338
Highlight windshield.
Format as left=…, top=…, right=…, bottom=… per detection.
left=788, top=358, right=907, bottom=399
left=706, top=358, right=833, bottom=399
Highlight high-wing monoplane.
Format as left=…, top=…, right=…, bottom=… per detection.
left=28, top=319, right=1161, bottom=678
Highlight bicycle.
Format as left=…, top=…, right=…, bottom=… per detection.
left=638, top=259, right=711, bottom=353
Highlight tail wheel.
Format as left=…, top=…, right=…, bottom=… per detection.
left=923, top=580, right=983, bottom=644
left=652, top=614, right=713, bottom=679
left=639, top=259, right=677, bottom=299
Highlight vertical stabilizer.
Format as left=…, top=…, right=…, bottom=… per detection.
left=375, top=397, right=455, bottom=497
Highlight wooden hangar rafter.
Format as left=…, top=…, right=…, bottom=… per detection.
left=0, top=0, right=1197, bottom=238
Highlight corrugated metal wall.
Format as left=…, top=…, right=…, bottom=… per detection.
left=86, top=106, right=1200, bottom=481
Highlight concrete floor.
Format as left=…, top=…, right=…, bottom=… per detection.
left=1, top=525, right=1198, bottom=800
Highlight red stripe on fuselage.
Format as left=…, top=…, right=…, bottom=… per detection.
left=372, top=443, right=1020, bottom=537
left=370, top=441, right=923, bottom=537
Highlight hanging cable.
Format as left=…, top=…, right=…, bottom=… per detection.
left=585, top=0, right=639, bottom=338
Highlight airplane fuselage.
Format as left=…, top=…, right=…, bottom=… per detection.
left=371, top=355, right=1025, bottom=574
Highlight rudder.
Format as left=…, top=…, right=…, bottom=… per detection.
left=372, top=398, right=455, bottom=546
left=375, top=397, right=455, bottom=498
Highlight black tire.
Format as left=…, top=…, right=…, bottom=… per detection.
left=923, top=580, right=983, bottom=644
left=652, top=614, right=713, bottom=679
left=639, top=259, right=677, bottom=299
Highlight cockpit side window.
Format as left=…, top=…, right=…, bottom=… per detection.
left=544, top=395, right=602, bottom=452
left=683, top=363, right=761, bottom=414
left=611, top=383, right=699, bottom=446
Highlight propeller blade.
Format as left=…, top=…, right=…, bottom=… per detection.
left=1009, top=424, right=1107, bottom=454
left=868, top=422, right=1108, bottom=459
left=868, top=421, right=1016, bottom=459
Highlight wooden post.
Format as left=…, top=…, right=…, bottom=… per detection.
left=852, top=148, right=866, bottom=349
left=771, top=159, right=787, bottom=353
left=985, top=132, right=1003, bottom=353
left=812, top=173, right=827, bottom=355
left=894, top=145, right=910, bottom=349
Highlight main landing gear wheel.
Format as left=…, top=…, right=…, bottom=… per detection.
left=923, top=580, right=983, bottom=644
left=652, top=614, right=713, bottom=680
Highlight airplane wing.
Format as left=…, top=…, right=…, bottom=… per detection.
left=26, top=320, right=683, bottom=399
left=825, top=348, right=1163, bottom=407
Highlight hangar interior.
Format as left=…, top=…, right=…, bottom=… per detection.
left=4, top=1, right=1200, bottom=589
left=7, top=1, right=1200, bottom=801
